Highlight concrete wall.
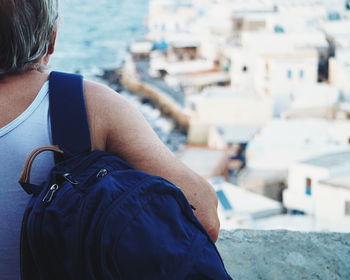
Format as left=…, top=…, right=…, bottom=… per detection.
left=217, top=229, right=350, bottom=280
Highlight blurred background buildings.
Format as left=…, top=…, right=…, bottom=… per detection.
left=54, top=0, right=350, bottom=233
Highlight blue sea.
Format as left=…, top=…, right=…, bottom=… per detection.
left=51, top=0, right=149, bottom=75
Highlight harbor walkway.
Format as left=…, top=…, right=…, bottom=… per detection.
left=134, top=60, right=186, bottom=107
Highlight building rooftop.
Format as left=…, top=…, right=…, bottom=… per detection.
left=180, top=71, right=230, bottom=87
left=333, top=48, right=350, bottom=75
left=243, top=213, right=350, bottom=232
left=211, top=181, right=283, bottom=230
left=231, top=0, right=276, bottom=13
left=241, top=31, right=325, bottom=55
left=238, top=167, right=288, bottom=183
left=301, top=150, right=350, bottom=168
left=130, top=41, right=153, bottom=54
left=216, top=125, right=261, bottom=144
left=319, top=174, right=350, bottom=190
left=164, top=59, right=214, bottom=75
left=200, top=87, right=257, bottom=99
left=290, top=84, right=339, bottom=109
left=246, top=119, right=350, bottom=170
left=322, top=20, right=350, bottom=47
left=177, top=146, right=227, bottom=178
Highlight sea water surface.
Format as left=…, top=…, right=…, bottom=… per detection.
left=51, top=0, right=149, bottom=75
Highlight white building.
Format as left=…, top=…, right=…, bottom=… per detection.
left=315, top=175, right=350, bottom=230
left=150, top=56, right=214, bottom=77
left=237, top=168, right=287, bottom=201
left=282, top=83, right=339, bottom=119
left=177, top=146, right=228, bottom=179
left=129, top=41, right=153, bottom=59
left=230, top=45, right=318, bottom=97
left=323, top=0, right=350, bottom=19
left=246, top=119, right=350, bottom=171
left=257, top=48, right=319, bottom=114
left=232, top=10, right=275, bottom=36
left=245, top=213, right=350, bottom=232
left=189, top=87, right=274, bottom=126
left=187, top=87, right=273, bottom=145
left=161, top=60, right=214, bottom=76
left=322, top=20, right=350, bottom=49
left=329, top=48, right=350, bottom=100
left=147, top=0, right=196, bottom=41
left=283, top=151, right=350, bottom=232
left=207, top=125, right=261, bottom=149
left=210, top=178, right=283, bottom=230
left=228, top=32, right=321, bottom=116
left=178, top=71, right=231, bottom=94
left=192, top=0, right=234, bottom=37
left=284, top=151, right=350, bottom=212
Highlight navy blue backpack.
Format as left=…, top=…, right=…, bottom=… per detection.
left=19, top=72, right=233, bottom=280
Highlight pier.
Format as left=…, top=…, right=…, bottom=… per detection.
left=120, top=60, right=190, bottom=130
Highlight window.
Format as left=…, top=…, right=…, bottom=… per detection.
left=287, top=69, right=292, bottom=80
left=328, top=12, right=341, bottom=21
left=345, top=201, right=350, bottom=216
left=265, top=62, right=270, bottom=75
left=305, top=178, right=312, bottom=196
left=274, top=25, right=285, bottom=33
left=299, top=70, right=304, bottom=79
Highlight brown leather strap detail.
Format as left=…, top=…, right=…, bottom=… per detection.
left=19, top=146, right=64, bottom=185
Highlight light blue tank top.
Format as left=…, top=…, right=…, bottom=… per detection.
left=0, top=81, right=54, bottom=280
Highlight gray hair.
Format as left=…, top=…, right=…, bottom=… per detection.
left=0, top=0, right=59, bottom=79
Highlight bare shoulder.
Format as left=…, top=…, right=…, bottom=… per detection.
left=82, top=79, right=164, bottom=157
left=83, top=79, right=126, bottom=111
left=82, top=79, right=134, bottom=151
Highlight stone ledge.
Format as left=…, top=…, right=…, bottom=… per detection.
left=217, top=230, right=350, bottom=280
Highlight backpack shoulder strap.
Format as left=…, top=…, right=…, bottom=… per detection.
left=49, top=71, right=91, bottom=157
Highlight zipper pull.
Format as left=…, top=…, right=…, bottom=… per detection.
left=63, top=173, right=79, bottom=185
left=96, top=168, right=108, bottom=179
left=42, top=184, right=59, bottom=203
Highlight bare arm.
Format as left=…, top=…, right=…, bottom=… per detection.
left=84, top=80, right=220, bottom=241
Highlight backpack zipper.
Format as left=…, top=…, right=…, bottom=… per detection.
left=56, top=153, right=110, bottom=188
left=63, top=173, right=79, bottom=185
left=42, top=184, right=59, bottom=204
left=70, top=153, right=110, bottom=178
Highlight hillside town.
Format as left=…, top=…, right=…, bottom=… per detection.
left=121, top=0, right=350, bottom=232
